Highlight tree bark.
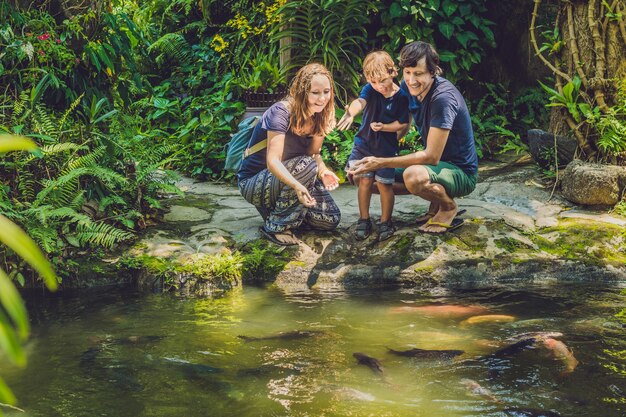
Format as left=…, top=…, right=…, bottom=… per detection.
left=539, top=0, right=626, bottom=156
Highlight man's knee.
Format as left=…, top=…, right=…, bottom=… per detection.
left=402, top=165, right=430, bottom=194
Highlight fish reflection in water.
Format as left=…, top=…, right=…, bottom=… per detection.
left=327, top=386, right=375, bottom=402
left=79, top=347, right=144, bottom=392
left=79, top=335, right=224, bottom=392
left=238, top=330, right=323, bottom=342
left=387, top=347, right=464, bottom=360
left=503, top=407, right=563, bottom=417
left=459, top=378, right=501, bottom=404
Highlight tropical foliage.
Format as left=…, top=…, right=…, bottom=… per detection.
left=0, top=135, right=57, bottom=411
left=376, top=0, right=495, bottom=81
left=530, top=0, right=626, bottom=164
left=0, top=0, right=568, bottom=290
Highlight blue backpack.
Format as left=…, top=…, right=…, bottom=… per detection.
left=224, top=116, right=262, bottom=173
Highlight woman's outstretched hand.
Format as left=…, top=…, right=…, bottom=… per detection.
left=319, top=169, right=339, bottom=191
left=295, top=183, right=316, bottom=207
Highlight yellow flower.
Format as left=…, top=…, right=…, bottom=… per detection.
left=210, top=34, right=229, bottom=53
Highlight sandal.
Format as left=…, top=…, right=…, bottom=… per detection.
left=415, top=209, right=466, bottom=225
left=259, top=227, right=299, bottom=246
left=378, top=220, right=395, bottom=241
left=419, top=218, right=465, bottom=235
left=354, top=218, right=372, bottom=241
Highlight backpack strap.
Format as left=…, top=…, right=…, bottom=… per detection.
left=243, top=138, right=267, bottom=158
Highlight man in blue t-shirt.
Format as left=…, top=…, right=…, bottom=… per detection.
left=349, top=41, right=478, bottom=234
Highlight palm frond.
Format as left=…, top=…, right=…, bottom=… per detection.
left=74, top=221, right=134, bottom=248
left=148, top=33, right=193, bottom=66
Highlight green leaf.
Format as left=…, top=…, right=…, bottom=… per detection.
left=0, top=375, right=17, bottom=405
left=438, top=50, right=457, bottom=62
left=442, top=0, right=458, bottom=16
left=390, top=3, right=403, bottom=18
left=459, top=4, right=472, bottom=16
left=0, top=270, right=29, bottom=339
left=562, top=81, right=574, bottom=103
left=438, top=22, right=455, bottom=39
left=0, top=135, right=36, bottom=153
left=427, top=0, right=441, bottom=10
left=0, top=306, right=25, bottom=366
left=457, top=32, right=471, bottom=48
left=0, top=214, right=58, bottom=290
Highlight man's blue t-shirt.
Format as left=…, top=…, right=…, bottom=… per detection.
left=400, top=78, right=478, bottom=175
left=353, top=83, right=410, bottom=157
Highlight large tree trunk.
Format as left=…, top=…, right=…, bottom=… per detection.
left=532, top=0, right=626, bottom=160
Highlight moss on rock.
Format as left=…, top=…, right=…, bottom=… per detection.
left=531, top=219, right=626, bottom=267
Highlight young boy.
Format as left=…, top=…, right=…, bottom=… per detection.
left=337, top=51, right=409, bottom=241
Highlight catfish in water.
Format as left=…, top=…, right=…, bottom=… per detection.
left=353, top=352, right=384, bottom=376
left=238, top=330, right=322, bottom=342
left=388, top=347, right=464, bottom=360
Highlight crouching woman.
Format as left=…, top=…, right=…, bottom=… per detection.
left=237, top=63, right=341, bottom=246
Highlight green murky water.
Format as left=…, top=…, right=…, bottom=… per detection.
left=2, top=283, right=626, bottom=417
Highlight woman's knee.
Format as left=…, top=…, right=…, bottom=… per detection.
left=285, top=155, right=317, bottom=183
left=319, top=212, right=341, bottom=230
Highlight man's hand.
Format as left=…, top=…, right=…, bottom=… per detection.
left=370, top=122, right=384, bottom=132
left=319, top=169, right=340, bottom=191
left=347, top=156, right=382, bottom=176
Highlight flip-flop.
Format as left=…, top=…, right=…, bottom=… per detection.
left=258, top=227, right=299, bottom=246
left=420, top=217, right=465, bottom=235
left=415, top=209, right=466, bottom=226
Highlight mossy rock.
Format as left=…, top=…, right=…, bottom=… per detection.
left=532, top=218, right=626, bottom=267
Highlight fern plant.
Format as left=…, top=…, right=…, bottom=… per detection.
left=148, top=33, right=194, bottom=67
left=271, top=0, right=378, bottom=104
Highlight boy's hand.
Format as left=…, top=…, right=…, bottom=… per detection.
left=370, top=122, right=384, bottom=132
left=337, top=111, right=354, bottom=130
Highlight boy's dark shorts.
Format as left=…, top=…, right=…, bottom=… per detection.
left=347, top=144, right=395, bottom=185
left=394, top=161, right=477, bottom=198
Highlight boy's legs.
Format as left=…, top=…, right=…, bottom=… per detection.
left=374, top=168, right=396, bottom=224
left=357, top=176, right=374, bottom=220
left=378, top=183, right=394, bottom=223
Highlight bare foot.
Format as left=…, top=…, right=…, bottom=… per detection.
left=419, top=206, right=457, bottom=233
left=415, top=202, right=439, bottom=224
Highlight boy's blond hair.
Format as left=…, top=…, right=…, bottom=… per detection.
left=362, top=51, right=397, bottom=82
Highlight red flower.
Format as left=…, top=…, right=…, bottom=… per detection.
left=37, top=33, right=51, bottom=41
left=38, top=50, right=45, bottom=56
left=56, top=39, right=61, bottom=44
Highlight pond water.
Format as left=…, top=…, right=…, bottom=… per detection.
left=3, top=282, right=626, bottom=417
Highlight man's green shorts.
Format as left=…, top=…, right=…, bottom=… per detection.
left=394, top=161, right=478, bottom=198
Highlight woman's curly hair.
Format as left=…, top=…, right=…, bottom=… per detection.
left=287, top=63, right=336, bottom=137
